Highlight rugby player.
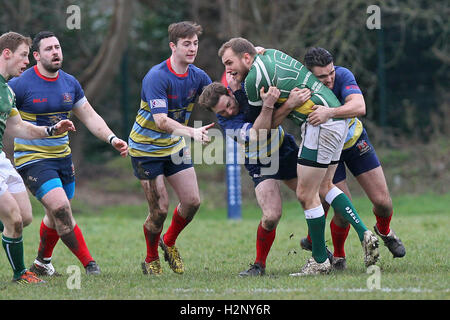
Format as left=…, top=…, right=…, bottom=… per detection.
left=199, top=73, right=311, bottom=276
left=8, top=31, right=128, bottom=276
left=218, top=38, right=379, bottom=275
left=299, top=48, right=405, bottom=269
left=0, top=31, right=75, bottom=283
left=128, top=21, right=213, bottom=275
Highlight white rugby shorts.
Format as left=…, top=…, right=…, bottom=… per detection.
left=0, top=151, right=26, bottom=196
left=298, top=119, right=349, bottom=166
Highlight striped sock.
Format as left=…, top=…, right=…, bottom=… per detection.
left=326, top=187, right=368, bottom=242
left=2, top=235, right=26, bottom=279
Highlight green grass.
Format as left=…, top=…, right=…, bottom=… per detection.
left=1, top=193, right=449, bottom=300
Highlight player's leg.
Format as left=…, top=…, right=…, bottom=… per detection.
left=140, top=175, right=168, bottom=275
left=346, top=129, right=405, bottom=257
left=329, top=179, right=351, bottom=269
left=321, top=165, right=379, bottom=267
left=161, top=166, right=199, bottom=274
left=0, top=190, right=27, bottom=280
left=165, top=167, right=200, bottom=244
left=355, top=166, right=405, bottom=257
left=40, top=187, right=98, bottom=274
left=240, top=178, right=282, bottom=277
left=0, top=153, right=44, bottom=284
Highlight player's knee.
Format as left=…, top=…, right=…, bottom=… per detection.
left=149, top=207, right=168, bottom=229
left=261, top=215, right=279, bottom=231
left=52, top=204, right=73, bottom=230
left=373, top=197, right=393, bottom=217
left=296, top=190, right=308, bottom=209
left=22, top=214, right=32, bottom=228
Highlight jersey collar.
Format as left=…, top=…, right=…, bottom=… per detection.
left=166, top=58, right=189, bottom=78
left=34, top=65, right=59, bottom=82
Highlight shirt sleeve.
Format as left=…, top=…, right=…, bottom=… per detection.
left=198, top=71, right=212, bottom=95
left=72, top=77, right=87, bottom=108
left=338, top=68, right=362, bottom=101
left=142, top=72, right=168, bottom=115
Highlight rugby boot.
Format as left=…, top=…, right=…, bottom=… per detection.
left=239, top=263, right=265, bottom=277
left=331, top=256, right=347, bottom=270
left=85, top=261, right=101, bottom=275
left=374, top=225, right=406, bottom=258
left=159, top=237, right=184, bottom=274
left=361, top=230, right=380, bottom=267
left=142, top=259, right=163, bottom=275
left=13, top=270, right=46, bottom=284
left=29, top=258, right=61, bottom=277
left=289, top=257, right=331, bottom=276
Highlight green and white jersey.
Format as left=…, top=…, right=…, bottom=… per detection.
left=0, top=75, right=19, bottom=152
left=244, top=49, right=342, bottom=126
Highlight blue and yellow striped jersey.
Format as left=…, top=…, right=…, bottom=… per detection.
left=217, top=112, right=285, bottom=162
left=8, top=66, right=86, bottom=169
left=128, top=59, right=211, bottom=158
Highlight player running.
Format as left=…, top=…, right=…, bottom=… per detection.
left=8, top=31, right=128, bottom=276
left=0, top=31, right=75, bottom=284
left=128, top=21, right=213, bottom=275
left=218, top=38, right=379, bottom=275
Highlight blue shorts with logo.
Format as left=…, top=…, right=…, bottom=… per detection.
left=17, top=156, right=76, bottom=200
left=333, top=128, right=381, bottom=184
left=245, top=134, right=299, bottom=188
left=131, top=147, right=193, bottom=180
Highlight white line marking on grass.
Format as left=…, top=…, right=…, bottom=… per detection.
left=172, top=287, right=445, bottom=294
left=324, top=287, right=435, bottom=293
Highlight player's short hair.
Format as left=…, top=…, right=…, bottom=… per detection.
left=168, top=21, right=203, bottom=44
left=32, top=31, right=57, bottom=53
left=304, top=47, right=334, bottom=69
left=218, top=37, right=256, bottom=58
left=198, top=82, right=229, bottom=112
left=0, top=31, right=32, bottom=54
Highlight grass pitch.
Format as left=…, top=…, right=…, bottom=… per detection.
left=0, top=193, right=449, bottom=301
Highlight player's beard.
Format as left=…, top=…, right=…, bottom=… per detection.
left=41, top=57, right=63, bottom=73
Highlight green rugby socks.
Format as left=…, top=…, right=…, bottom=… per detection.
left=325, top=187, right=368, bottom=242
left=2, top=235, right=26, bottom=279
left=304, top=206, right=328, bottom=263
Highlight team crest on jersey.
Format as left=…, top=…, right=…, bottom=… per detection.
left=62, top=93, right=73, bottom=104
left=356, top=139, right=370, bottom=155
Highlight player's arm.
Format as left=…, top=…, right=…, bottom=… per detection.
left=307, top=93, right=366, bottom=126
left=248, top=86, right=280, bottom=141
left=72, top=101, right=128, bottom=157
left=153, top=113, right=214, bottom=145
left=5, top=111, right=76, bottom=139
left=271, top=88, right=312, bottom=128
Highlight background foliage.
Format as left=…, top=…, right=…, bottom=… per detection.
left=1, top=0, right=448, bottom=196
